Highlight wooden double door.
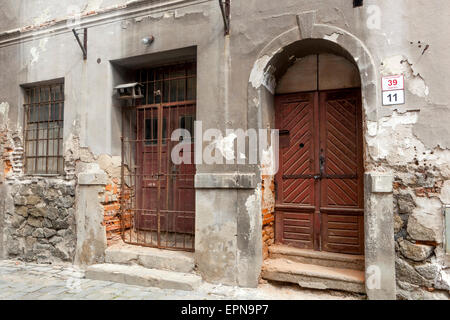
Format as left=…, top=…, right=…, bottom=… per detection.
left=275, top=88, right=364, bottom=255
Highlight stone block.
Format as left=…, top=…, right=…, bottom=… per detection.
left=369, top=174, right=393, bottom=193
left=407, top=198, right=443, bottom=243
left=86, top=264, right=202, bottom=291
left=78, top=172, right=108, bottom=186
left=398, top=239, right=434, bottom=262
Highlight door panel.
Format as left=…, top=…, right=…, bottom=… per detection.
left=320, top=89, right=364, bottom=254
left=275, top=89, right=364, bottom=255
left=275, top=92, right=317, bottom=250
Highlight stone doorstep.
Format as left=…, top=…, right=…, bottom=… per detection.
left=85, top=264, right=202, bottom=291
left=262, top=258, right=366, bottom=294
left=269, top=244, right=365, bottom=271
left=105, top=242, right=195, bottom=273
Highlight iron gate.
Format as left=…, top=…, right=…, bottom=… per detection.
left=120, top=62, right=196, bottom=251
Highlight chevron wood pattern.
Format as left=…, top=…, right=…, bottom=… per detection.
left=275, top=89, right=364, bottom=255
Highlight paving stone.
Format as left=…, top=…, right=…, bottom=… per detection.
left=0, top=259, right=363, bottom=300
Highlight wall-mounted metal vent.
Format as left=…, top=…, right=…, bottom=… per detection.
left=353, top=0, right=363, bottom=7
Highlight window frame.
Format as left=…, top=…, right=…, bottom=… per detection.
left=22, top=82, right=65, bottom=176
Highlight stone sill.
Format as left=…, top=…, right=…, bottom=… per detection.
left=24, top=174, right=61, bottom=177
left=6, top=174, right=70, bottom=181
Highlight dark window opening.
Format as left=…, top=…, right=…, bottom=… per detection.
left=179, top=115, right=195, bottom=142
left=145, top=118, right=167, bottom=145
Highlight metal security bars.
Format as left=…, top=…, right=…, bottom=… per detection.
left=23, top=83, right=64, bottom=175
left=120, top=62, right=196, bottom=251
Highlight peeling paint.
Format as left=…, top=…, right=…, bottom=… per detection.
left=252, top=97, right=259, bottom=108
left=323, top=32, right=342, bottom=42
left=0, top=102, right=9, bottom=117
left=32, top=9, right=51, bottom=26
left=367, top=121, right=378, bottom=137
left=381, top=55, right=430, bottom=98
left=367, top=111, right=420, bottom=162
left=379, top=111, right=418, bottom=131
left=85, top=0, right=105, bottom=12
left=261, top=145, right=277, bottom=176
left=211, top=132, right=237, bottom=161
left=39, top=38, right=48, bottom=52
left=245, top=184, right=262, bottom=235
left=30, top=47, right=39, bottom=65
left=249, top=55, right=276, bottom=93
left=408, top=75, right=429, bottom=98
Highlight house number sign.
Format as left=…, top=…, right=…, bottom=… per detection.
left=382, top=74, right=405, bottom=106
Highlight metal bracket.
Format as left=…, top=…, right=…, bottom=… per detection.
left=72, top=28, right=87, bottom=60
left=218, top=0, right=230, bottom=35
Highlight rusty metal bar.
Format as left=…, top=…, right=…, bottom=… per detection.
left=218, top=0, right=230, bottom=35
left=72, top=28, right=87, bottom=60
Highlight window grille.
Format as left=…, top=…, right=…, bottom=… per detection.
left=23, top=83, right=64, bottom=174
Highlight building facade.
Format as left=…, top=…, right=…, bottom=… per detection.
left=0, top=0, right=449, bottom=300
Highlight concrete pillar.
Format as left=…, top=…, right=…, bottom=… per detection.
left=364, top=173, right=396, bottom=300
left=194, top=173, right=262, bottom=287
left=74, top=164, right=108, bottom=265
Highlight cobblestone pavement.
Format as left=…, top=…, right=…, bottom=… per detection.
left=0, top=260, right=363, bottom=300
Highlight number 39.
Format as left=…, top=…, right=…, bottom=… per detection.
left=388, top=79, right=398, bottom=86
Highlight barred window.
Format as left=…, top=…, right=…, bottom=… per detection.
left=23, top=83, right=64, bottom=174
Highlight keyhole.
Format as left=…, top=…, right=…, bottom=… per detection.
left=299, top=143, right=305, bottom=148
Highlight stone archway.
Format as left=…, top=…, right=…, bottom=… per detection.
left=248, top=13, right=396, bottom=300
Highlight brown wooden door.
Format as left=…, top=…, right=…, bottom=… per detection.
left=275, top=88, right=364, bottom=255
left=136, top=105, right=195, bottom=235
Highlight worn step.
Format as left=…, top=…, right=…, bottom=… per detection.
left=262, top=258, right=365, bottom=294
left=105, top=242, right=195, bottom=273
left=86, top=263, right=202, bottom=291
left=269, top=245, right=365, bottom=271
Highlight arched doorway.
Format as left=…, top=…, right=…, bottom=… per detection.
left=251, top=24, right=396, bottom=297
left=274, top=53, right=364, bottom=255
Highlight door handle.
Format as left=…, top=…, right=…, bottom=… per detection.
left=313, top=174, right=321, bottom=180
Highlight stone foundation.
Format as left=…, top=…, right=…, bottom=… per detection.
left=4, top=179, right=76, bottom=263
left=393, top=168, right=450, bottom=299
